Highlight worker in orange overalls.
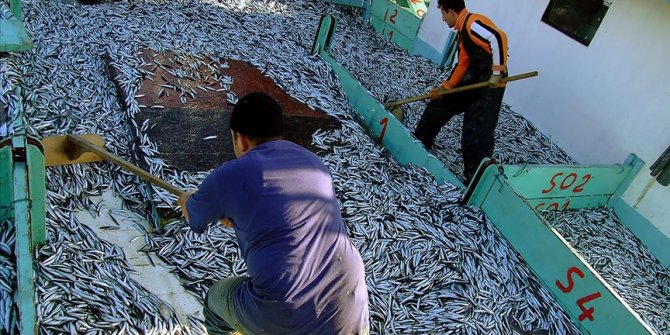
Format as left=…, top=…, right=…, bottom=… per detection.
left=413, top=0, right=508, bottom=185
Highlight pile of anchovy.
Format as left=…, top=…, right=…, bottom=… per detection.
left=0, top=0, right=667, bottom=334
left=0, top=219, right=18, bottom=334
left=35, top=211, right=191, bottom=334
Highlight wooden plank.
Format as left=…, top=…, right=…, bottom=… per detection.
left=506, top=155, right=646, bottom=211
left=369, top=13, right=386, bottom=34
left=404, top=0, right=428, bottom=17
left=311, top=15, right=336, bottom=55
left=313, top=18, right=461, bottom=186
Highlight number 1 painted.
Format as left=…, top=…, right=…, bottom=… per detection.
left=379, top=117, right=389, bottom=142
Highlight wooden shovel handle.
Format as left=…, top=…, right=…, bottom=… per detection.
left=384, top=71, right=538, bottom=108
left=66, top=134, right=186, bottom=197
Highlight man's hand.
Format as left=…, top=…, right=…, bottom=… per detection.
left=178, top=190, right=196, bottom=221
left=429, top=86, right=448, bottom=100
left=219, top=218, right=233, bottom=228
left=488, top=74, right=505, bottom=88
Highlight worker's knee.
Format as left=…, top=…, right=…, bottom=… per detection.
left=203, top=276, right=249, bottom=335
left=203, top=303, right=237, bottom=335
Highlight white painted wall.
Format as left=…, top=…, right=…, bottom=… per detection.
left=463, top=0, right=670, bottom=237
left=416, top=0, right=450, bottom=54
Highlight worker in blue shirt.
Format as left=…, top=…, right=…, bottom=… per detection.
left=178, top=92, right=370, bottom=335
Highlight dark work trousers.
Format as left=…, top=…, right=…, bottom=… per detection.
left=413, top=86, right=505, bottom=183
left=203, top=276, right=249, bottom=335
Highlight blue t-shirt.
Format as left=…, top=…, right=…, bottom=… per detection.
left=186, top=140, right=369, bottom=334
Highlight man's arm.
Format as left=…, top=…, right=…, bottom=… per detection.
left=178, top=190, right=196, bottom=221
left=442, top=40, right=470, bottom=90
left=177, top=171, right=226, bottom=234
left=179, top=190, right=233, bottom=230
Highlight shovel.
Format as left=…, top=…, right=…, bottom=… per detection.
left=385, top=71, right=538, bottom=123
left=42, top=134, right=185, bottom=196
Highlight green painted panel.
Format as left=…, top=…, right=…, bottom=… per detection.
left=405, top=0, right=428, bottom=17
left=312, top=15, right=336, bottom=54
left=0, top=145, right=13, bottom=221
left=507, top=155, right=646, bottom=211
left=319, top=52, right=462, bottom=187
left=311, top=16, right=337, bottom=56
left=26, top=142, right=45, bottom=245
left=503, top=163, right=634, bottom=199
left=370, top=0, right=422, bottom=38
left=369, top=16, right=415, bottom=50
left=369, top=14, right=387, bottom=40
left=11, top=137, right=37, bottom=335
left=0, top=19, right=32, bottom=53
left=322, top=0, right=366, bottom=7
left=9, top=0, right=23, bottom=20
left=610, top=196, right=670, bottom=269
left=526, top=194, right=611, bottom=212
left=468, top=166, right=655, bottom=335
left=611, top=154, right=644, bottom=200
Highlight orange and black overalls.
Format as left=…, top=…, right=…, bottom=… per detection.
left=413, top=9, right=508, bottom=184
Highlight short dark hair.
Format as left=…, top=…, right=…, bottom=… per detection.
left=229, top=92, right=283, bottom=141
left=438, top=0, right=465, bottom=12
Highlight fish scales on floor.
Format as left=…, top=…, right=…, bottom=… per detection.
left=0, top=0, right=665, bottom=334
